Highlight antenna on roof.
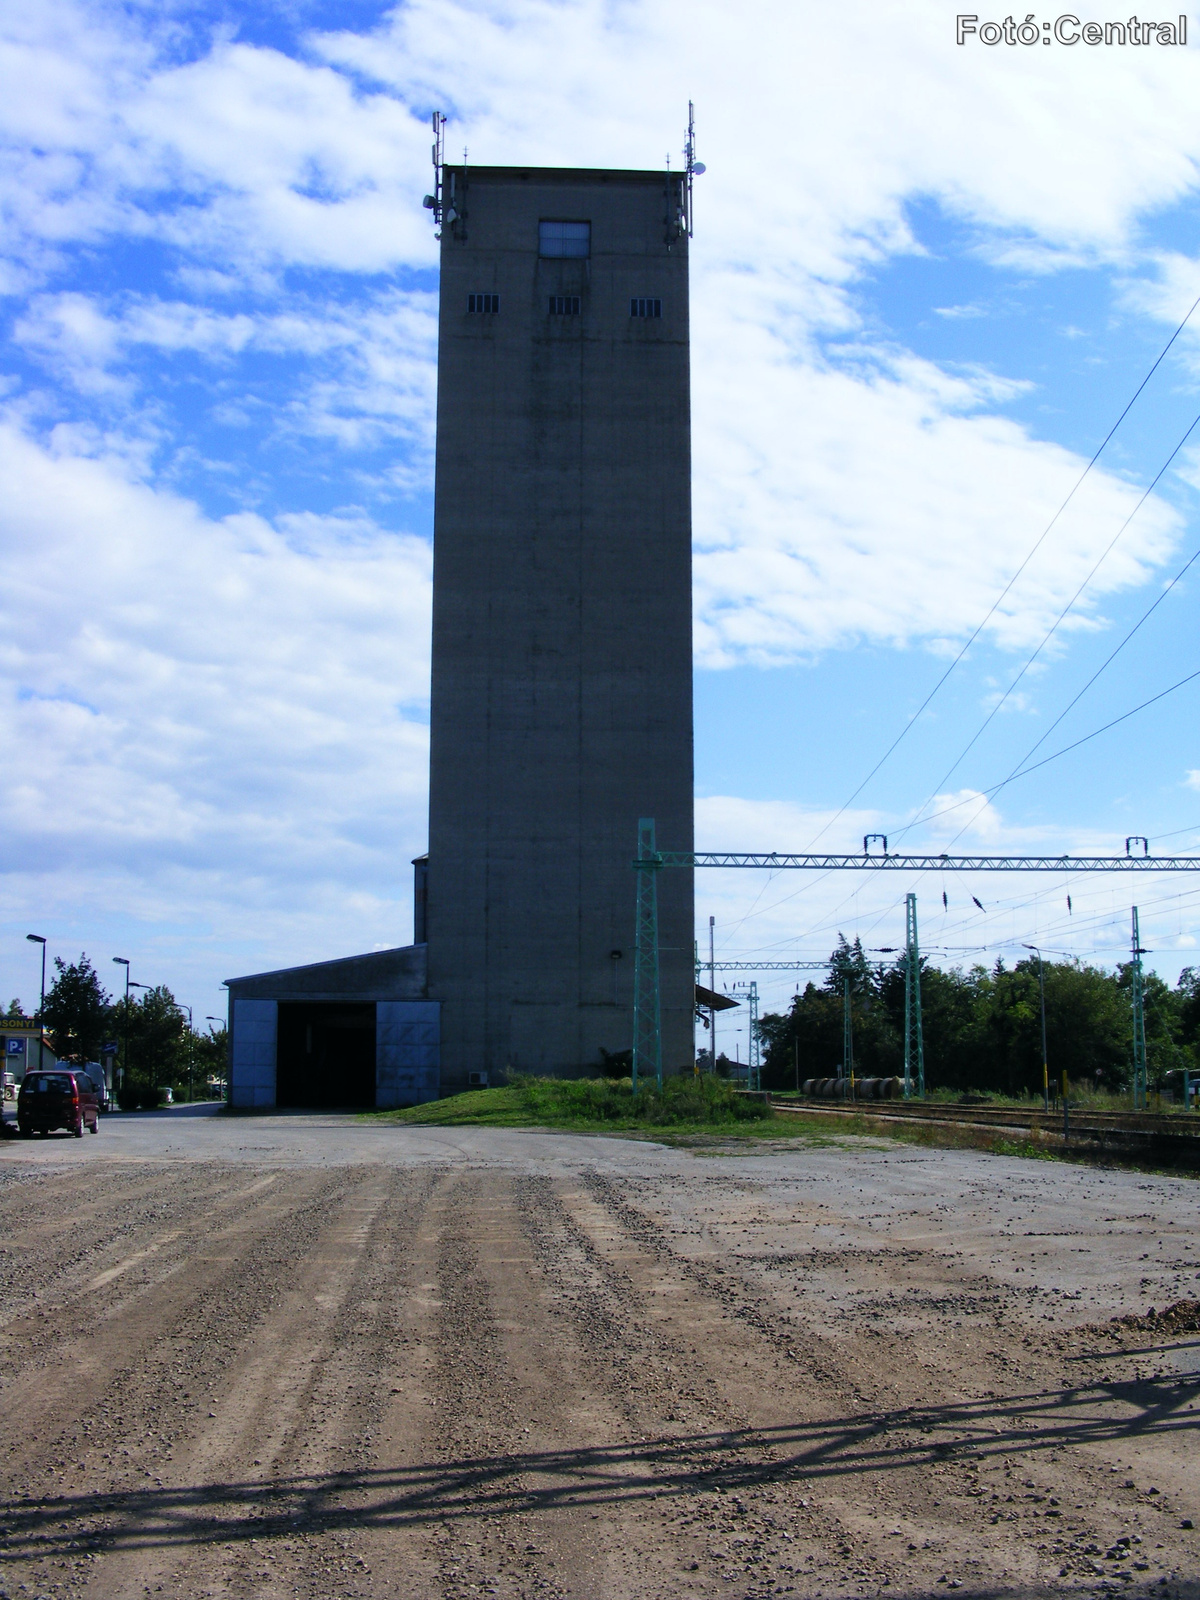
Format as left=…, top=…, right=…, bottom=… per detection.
left=684, top=101, right=705, bottom=238
left=423, top=111, right=446, bottom=235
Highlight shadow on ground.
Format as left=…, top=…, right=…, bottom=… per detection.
left=7, top=1373, right=1197, bottom=1561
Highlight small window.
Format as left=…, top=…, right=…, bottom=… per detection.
left=467, top=293, right=499, bottom=314
left=548, top=295, right=581, bottom=316
left=539, top=221, right=590, bottom=259
left=630, top=298, right=662, bottom=318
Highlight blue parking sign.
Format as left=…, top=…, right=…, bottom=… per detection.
left=6, top=1038, right=25, bottom=1055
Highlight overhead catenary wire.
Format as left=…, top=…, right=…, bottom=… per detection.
left=1001, top=536, right=1200, bottom=785
left=896, top=404, right=1200, bottom=845
left=799, top=289, right=1200, bottom=855
left=899, top=662, right=1200, bottom=833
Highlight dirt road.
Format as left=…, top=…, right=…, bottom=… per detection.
left=0, top=1111, right=1196, bottom=1598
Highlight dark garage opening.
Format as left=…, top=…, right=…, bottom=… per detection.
left=276, top=1003, right=376, bottom=1108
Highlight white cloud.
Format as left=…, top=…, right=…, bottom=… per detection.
left=3, top=0, right=1193, bottom=661
left=691, top=343, right=1179, bottom=664
left=1186, top=770, right=1200, bottom=791
left=695, top=795, right=884, bottom=856
left=15, top=288, right=440, bottom=457
left=0, top=416, right=432, bottom=987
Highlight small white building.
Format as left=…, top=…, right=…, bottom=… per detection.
left=0, top=1025, right=60, bottom=1099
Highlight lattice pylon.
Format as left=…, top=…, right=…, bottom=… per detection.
left=904, top=892, right=925, bottom=1099
left=1131, top=906, right=1148, bottom=1111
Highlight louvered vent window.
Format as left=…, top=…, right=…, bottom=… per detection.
left=630, top=298, right=662, bottom=318
left=548, top=296, right=581, bottom=316
left=539, top=221, right=590, bottom=258
left=467, top=293, right=499, bottom=313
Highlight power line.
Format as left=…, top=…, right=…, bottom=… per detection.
left=1003, top=529, right=1200, bottom=783
left=801, top=289, right=1200, bottom=853
left=909, top=662, right=1200, bottom=832
left=899, top=405, right=1200, bottom=837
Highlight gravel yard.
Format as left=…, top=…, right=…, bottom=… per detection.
left=0, top=1109, right=1196, bottom=1599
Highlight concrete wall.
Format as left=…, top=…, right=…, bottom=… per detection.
left=427, top=167, right=695, bottom=1087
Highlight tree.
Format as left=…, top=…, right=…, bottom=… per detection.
left=1118, top=964, right=1189, bottom=1090
left=1177, top=968, right=1200, bottom=1070
left=41, top=955, right=111, bottom=1061
left=117, top=985, right=187, bottom=1107
left=193, top=1024, right=228, bottom=1095
left=758, top=940, right=1148, bottom=1099
left=759, top=934, right=904, bottom=1089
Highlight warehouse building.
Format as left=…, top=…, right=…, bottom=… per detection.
left=226, top=942, right=439, bottom=1110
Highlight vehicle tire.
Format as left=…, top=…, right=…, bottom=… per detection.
left=18, top=1123, right=30, bottom=1139
left=89, top=1116, right=98, bottom=1134
left=73, top=1119, right=83, bottom=1139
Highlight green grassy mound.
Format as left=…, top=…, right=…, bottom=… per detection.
left=379, top=1073, right=774, bottom=1131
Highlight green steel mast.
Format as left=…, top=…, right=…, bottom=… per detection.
left=1130, top=905, right=1148, bottom=1111
left=904, top=892, right=925, bottom=1099
left=632, top=817, right=663, bottom=1092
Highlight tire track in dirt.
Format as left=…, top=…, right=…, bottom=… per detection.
left=81, top=1166, right=414, bottom=1599
left=0, top=1162, right=236, bottom=1325
left=0, top=1168, right=298, bottom=1458
left=572, top=1166, right=1200, bottom=1598
left=230, top=1163, right=445, bottom=1600
left=0, top=1166, right=360, bottom=1599
left=0, top=1140, right=1196, bottom=1599
left=516, top=1171, right=858, bottom=1598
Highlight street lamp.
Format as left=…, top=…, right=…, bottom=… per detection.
left=127, top=983, right=155, bottom=1093
left=206, top=1018, right=223, bottom=1101
left=181, top=1004, right=193, bottom=1102
left=1022, top=944, right=1050, bottom=1111
left=25, top=935, right=46, bottom=1072
left=112, top=959, right=130, bottom=1100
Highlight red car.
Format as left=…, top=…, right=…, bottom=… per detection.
left=17, top=1070, right=101, bottom=1139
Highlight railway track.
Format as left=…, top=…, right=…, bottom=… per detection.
left=764, top=1094, right=1200, bottom=1168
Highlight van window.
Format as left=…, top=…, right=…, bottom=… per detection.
left=27, top=1074, right=73, bottom=1094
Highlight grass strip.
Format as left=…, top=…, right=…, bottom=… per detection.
left=368, top=1076, right=1197, bottom=1173
left=369, top=1073, right=777, bottom=1134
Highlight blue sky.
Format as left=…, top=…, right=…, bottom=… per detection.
left=3, top=0, right=1200, bottom=1040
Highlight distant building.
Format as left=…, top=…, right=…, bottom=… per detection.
left=0, top=1024, right=60, bottom=1099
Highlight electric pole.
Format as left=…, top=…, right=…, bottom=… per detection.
left=1130, top=907, right=1148, bottom=1111
left=903, top=894, right=925, bottom=1098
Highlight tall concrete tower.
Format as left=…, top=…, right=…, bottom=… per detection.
left=426, top=163, right=694, bottom=1087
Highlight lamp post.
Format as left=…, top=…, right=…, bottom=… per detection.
left=1022, top=944, right=1050, bottom=1111
left=112, top=959, right=130, bottom=1100
left=206, top=1018, right=222, bottom=1102
left=181, top=1004, right=193, bottom=1102
left=25, top=935, right=46, bottom=1072
left=125, top=985, right=152, bottom=1100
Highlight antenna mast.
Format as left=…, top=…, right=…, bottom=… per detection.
left=683, top=100, right=704, bottom=237
left=423, top=111, right=447, bottom=235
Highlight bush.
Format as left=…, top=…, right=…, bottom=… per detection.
left=512, top=1072, right=772, bottom=1126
